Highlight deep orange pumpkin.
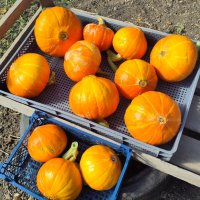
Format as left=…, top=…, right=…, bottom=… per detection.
left=124, top=91, right=181, bottom=145
left=112, top=27, right=147, bottom=60
left=83, top=18, right=114, bottom=51
left=64, top=40, right=101, bottom=82
left=114, top=59, right=158, bottom=99
left=150, top=34, right=198, bottom=82
left=6, top=53, right=50, bottom=98
left=69, top=75, right=119, bottom=120
left=28, top=124, right=67, bottom=162
left=80, top=145, right=122, bottom=191
left=34, top=6, right=82, bottom=57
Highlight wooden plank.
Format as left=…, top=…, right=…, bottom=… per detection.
left=39, top=0, right=54, bottom=7
left=0, top=0, right=32, bottom=39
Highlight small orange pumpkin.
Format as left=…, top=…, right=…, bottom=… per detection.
left=64, top=40, right=101, bottom=82
left=111, top=27, right=147, bottom=60
left=6, top=53, right=50, bottom=98
left=150, top=34, right=198, bottom=82
left=80, top=145, right=121, bottom=191
left=83, top=18, right=114, bottom=51
left=69, top=75, right=119, bottom=120
left=114, top=59, right=158, bottom=99
left=34, top=6, right=82, bottom=57
left=124, top=91, right=181, bottom=145
left=28, top=124, right=67, bottom=162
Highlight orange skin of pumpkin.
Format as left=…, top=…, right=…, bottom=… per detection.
left=150, top=34, right=198, bottom=82
left=64, top=40, right=101, bottom=82
left=80, top=145, right=122, bottom=191
left=28, top=124, right=67, bottom=162
left=37, top=158, right=82, bottom=200
left=83, top=20, right=114, bottom=51
left=114, top=59, right=158, bottom=99
left=124, top=91, right=181, bottom=146
left=6, top=53, right=50, bottom=98
left=112, top=27, right=147, bottom=59
left=69, top=75, right=119, bottom=120
left=34, top=6, right=82, bottom=57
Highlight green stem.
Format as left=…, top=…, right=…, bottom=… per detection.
left=97, top=69, right=109, bottom=76
left=97, top=17, right=105, bottom=25
left=107, top=55, right=118, bottom=72
left=106, top=49, right=123, bottom=62
left=47, top=71, right=56, bottom=86
left=96, top=119, right=110, bottom=128
left=196, top=41, right=200, bottom=52
left=62, top=142, right=79, bottom=161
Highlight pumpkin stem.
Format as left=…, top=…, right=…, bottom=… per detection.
left=106, top=49, right=123, bottom=62
left=196, top=41, right=200, bottom=52
left=106, top=53, right=118, bottom=72
left=59, top=31, right=68, bottom=41
left=138, top=80, right=148, bottom=88
left=97, top=17, right=105, bottom=25
left=96, top=119, right=110, bottom=128
left=96, top=69, right=109, bottom=76
left=62, top=142, right=79, bottom=161
left=47, top=71, right=56, bottom=86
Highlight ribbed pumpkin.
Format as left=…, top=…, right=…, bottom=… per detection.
left=114, top=59, right=158, bottom=99
left=64, top=40, right=101, bottom=82
left=111, top=27, right=147, bottom=60
left=28, top=124, right=67, bottom=162
left=124, top=91, right=181, bottom=145
left=34, top=6, right=82, bottom=57
left=83, top=18, right=114, bottom=51
left=150, top=34, right=198, bottom=82
left=80, top=145, right=122, bottom=191
left=37, top=142, right=82, bottom=200
left=6, top=53, right=50, bottom=98
left=69, top=75, right=119, bottom=120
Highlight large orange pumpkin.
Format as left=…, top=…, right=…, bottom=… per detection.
left=37, top=142, right=82, bottom=200
left=28, top=124, right=67, bottom=162
left=69, top=75, right=119, bottom=120
left=111, top=27, right=147, bottom=60
left=64, top=40, right=101, bottom=82
left=124, top=91, right=181, bottom=145
left=80, top=145, right=121, bottom=191
left=150, top=34, right=198, bottom=82
left=6, top=53, right=50, bottom=98
left=114, top=59, right=158, bottom=99
left=83, top=18, right=114, bottom=51
left=34, top=6, right=82, bottom=57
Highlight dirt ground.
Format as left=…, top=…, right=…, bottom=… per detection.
left=0, top=0, right=200, bottom=199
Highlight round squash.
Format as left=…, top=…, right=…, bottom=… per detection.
left=64, top=40, right=101, bottom=82
left=6, top=53, right=50, bottom=98
left=112, top=27, right=147, bottom=60
left=69, top=75, right=119, bottom=120
left=150, top=34, right=198, bottom=82
left=34, top=6, right=82, bottom=57
left=124, top=91, right=181, bottom=145
left=114, top=59, right=158, bottom=99
left=28, top=124, right=67, bottom=162
left=83, top=18, right=114, bottom=51
left=80, top=145, right=121, bottom=191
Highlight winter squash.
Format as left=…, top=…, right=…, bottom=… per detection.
left=34, top=6, right=82, bottom=57
left=83, top=18, right=114, bottom=51
left=150, top=34, right=198, bottom=82
left=28, top=124, right=67, bottom=162
left=6, top=53, right=50, bottom=98
left=69, top=75, right=119, bottom=120
left=124, top=91, right=181, bottom=145
left=114, top=59, right=158, bottom=99
left=37, top=142, right=82, bottom=200
left=108, top=27, right=147, bottom=61
left=64, top=40, right=101, bottom=82
left=80, top=145, right=121, bottom=191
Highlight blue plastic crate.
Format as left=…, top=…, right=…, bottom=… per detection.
left=0, top=111, right=132, bottom=200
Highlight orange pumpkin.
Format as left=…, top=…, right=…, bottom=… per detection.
left=124, top=91, right=181, bottom=145
left=28, top=124, right=67, bottom=162
left=150, top=34, right=198, bottom=82
left=64, top=40, right=101, bottom=82
left=111, top=27, right=147, bottom=60
left=37, top=142, right=82, bottom=200
left=6, top=53, right=50, bottom=98
left=69, top=75, right=119, bottom=120
left=114, top=59, right=158, bottom=99
left=34, top=6, right=82, bottom=57
left=80, top=145, right=121, bottom=191
left=83, top=18, right=114, bottom=51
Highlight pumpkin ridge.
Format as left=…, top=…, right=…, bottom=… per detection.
left=142, top=94, right=159, bottom=115
left=135, top=59, right=147, bottom=85
left=168, top=40, right=191, bottom=51
left=50, top=7, right=62, bottom=29
left=132, top=31, right=143, bottom=58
